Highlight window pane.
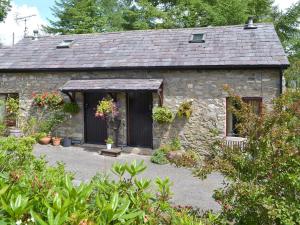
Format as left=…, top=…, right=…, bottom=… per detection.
left=226, top=97, right=262, bottom=136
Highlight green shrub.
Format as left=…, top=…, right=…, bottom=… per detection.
left=0, top=136, right=204, bottom=224
left=151, top=148, right=169, bottom=165
left=169, top=150, right=199, bottom=168
left=153, top=106, right=173, bottom=124
left=30, top=132, right=47, bottom=142
left=195, top=89, right=300, bottom=224
left=0, top=122, right=6, bottom=136
left=63, top=102, right=80, bottom=114
left=170, top=137, right=181, bottom=151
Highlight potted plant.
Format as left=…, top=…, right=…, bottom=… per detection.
left=52, top=136, right=62, bottom=146
left=38, top=132, right=51, bottom=145
left=105, top=137, right=114, bottom=150
left=177, top=99, right=193, bottom=119
left=95, top=97, right=121, bottom=146
left=63, top=102, right=80, bottom=114
left=152, top=106, right=173, bottom=124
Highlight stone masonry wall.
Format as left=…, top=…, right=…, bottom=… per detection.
left=0, top=68, right=281, bottom=153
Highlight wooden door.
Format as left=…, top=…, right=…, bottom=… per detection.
left=127, top=92, right=153, bottom=148
left=84, top=93, right=107, bottom=144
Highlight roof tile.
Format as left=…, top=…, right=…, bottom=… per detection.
left=0, top=23, right=289, bottom=70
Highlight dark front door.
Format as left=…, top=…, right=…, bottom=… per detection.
left=84, top=93, right=107, bottom=144
left=127, top=92, right=153, bottom=148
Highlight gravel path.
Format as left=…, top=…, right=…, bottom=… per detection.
left=33, top=144, right=224, bottom=212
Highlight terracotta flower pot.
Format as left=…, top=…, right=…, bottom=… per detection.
left=52, top=137, right=62, bottom=146
left=39, top=136, right=51, bottom=145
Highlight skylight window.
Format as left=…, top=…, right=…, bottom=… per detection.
left=56, top=40, right=74, bottom=49
left=189, top=33, right=205, bottom=43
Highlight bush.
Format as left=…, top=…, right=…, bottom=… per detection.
left=195, top=89, right=300, bottom=224
left=0, top=122, right=6, bottom=136
left=151, top=149, right=169, bottom=165
left=153, top=106, right=173, bottom=124
left=170, top=137, right=181, bottom=151
left=169, top=150, right=199, bottom=168
left=0, top=137, right=205, bottom=224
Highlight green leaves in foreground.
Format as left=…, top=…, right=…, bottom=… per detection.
left=0, top=139, right=205, bottom=225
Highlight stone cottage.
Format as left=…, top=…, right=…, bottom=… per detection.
left=0, top=22, right=289, bottom=151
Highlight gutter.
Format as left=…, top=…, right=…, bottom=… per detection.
left=0, top=64, right=290, bottom=73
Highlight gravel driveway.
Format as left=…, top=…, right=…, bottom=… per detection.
left=33, top=144, right=224, bottom=212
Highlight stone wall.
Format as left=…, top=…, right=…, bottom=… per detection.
left=0, top=68, right=281, bottom=152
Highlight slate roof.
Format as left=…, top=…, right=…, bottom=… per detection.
left=0, top=46, right=9, bottom=58
left=61, top=79, right=163, bottom=91
left=0, top=23, right=289, bottom=71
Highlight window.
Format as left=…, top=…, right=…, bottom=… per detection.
left=226, top=97, right=262, bottom=136
left=56, top=40, right=74, bottom=49
left=189, top=33, right=205, bottom=43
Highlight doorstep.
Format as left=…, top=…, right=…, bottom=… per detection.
left=79, top=144, right=153, bottom=156
left=100, top=148, right=122, bottom=157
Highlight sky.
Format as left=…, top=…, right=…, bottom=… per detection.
left=0, top=0, right=299, bottom=46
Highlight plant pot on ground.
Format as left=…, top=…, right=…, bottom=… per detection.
left=62, top=137, right=72, bottom=147
left=105, top=137, right=114, bottom=150
left=52, top=137, right=62, bottom=146
left=39, top=134, right=51, bottom=145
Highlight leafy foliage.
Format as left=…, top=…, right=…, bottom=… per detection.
left=0, top=136, right=207, bottom=224
left=63, top=102, right=80, bottom=114
left=95, top=97, right=119, bottom=120
left=5, top=97, right=20, bottom=124
left=177, top=100, right=193, bottom=119
left=151, top=149, right=169, bottom=165
left=46, top=0, right=275, bottom=34
left=105, top=136, right=113, bottom=144
left=169, top=150, right=200, bottom=168
left=285, top=60, right=300, bottom=89
left=272, top=2, right=300, bottom=60
left=151, top=138, right=182, bottom=165
left=194, top=89, right=300, bottom=224
left=153, top=106, right=173, bottom=124
left=0, top=0, right=10, bottom=22
left=32, top=92, right=64, bottom=110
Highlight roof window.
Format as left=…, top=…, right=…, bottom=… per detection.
left=56, top=40, right=74, bottom=49
left=189, top=33, right=205, bottom=43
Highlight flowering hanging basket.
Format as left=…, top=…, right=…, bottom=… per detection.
left=95, top=97, right=119, bottom=120
left=32, top=92, right=64, bottom=109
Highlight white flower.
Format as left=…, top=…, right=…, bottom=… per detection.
left=16, top=220, right=22, bottom=225
left=30, top=218, right=35, bottom=222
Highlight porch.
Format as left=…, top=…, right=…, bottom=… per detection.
left=59, top=78, right=163, bottom=149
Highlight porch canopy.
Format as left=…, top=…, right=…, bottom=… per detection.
left=60, top=78, right=163, bottom=92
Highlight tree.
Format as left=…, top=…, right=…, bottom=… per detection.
left=45, top=0, right=125, bottom=34
left=0, top=0, right=10, bottom=22
left=272, top=2, right=300, bottom=60
left=46, top=0, right=274, bottom=33
left=271, top=2, right=300, bottom=89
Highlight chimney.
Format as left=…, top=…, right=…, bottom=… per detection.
left=32, top=30, right=39, bottom=40
left=244, top=16, right=257, bottom=29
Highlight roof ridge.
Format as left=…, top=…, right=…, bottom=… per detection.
left=34, top=22, right=275, bottom=40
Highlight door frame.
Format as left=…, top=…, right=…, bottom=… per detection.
left=126, top=91, right=153, bottom=148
